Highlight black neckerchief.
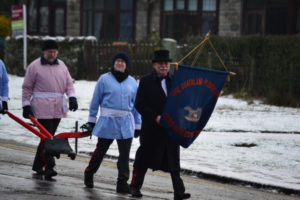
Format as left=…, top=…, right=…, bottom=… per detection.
left=111, top=68, right=129, bottom=83
left=158, top=76, right=165, bottom=81
left=40, top=55, right=59, bottom=65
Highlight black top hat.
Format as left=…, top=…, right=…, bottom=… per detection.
left=152, top=50, right=172, bottom=63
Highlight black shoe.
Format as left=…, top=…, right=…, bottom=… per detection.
left=33, top=169, right=44, bottom=175
left=131, top=188, right=143, bottom=198
left=174, top=193, right=191, bottom=200
left=84, top=171, right=94, bottom=188
left=44, top=169, right=57, bottom=180
left=116, top=183, right=130, bottom=194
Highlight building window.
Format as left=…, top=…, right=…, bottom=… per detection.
left=243, top=0, right=299, bottom=35
left=297, top=0, right=300, bottom=33
left=161, top=0, right=218, bottom=41
left=81, top=0, right=135, bottom=40
left=28, top=0, right=66, bottom=36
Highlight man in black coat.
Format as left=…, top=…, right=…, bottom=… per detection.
left=130, top=50, right=190, bottom=200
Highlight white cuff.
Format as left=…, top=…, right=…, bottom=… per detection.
left=1, top=97, right=8, bottom=101
left=22, top=101, right=31, bottom=107
left=68, top=93, right=76, bottom=98
left=135, top=124, right=141, bottom=130
left=88, top=116, right=97, bottom=123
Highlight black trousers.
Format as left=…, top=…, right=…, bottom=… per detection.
left=130, top=167, right=185, bottom=196
left=32, top=118, right=61, bottom=172
left=85, top=138, right=133, bottom=184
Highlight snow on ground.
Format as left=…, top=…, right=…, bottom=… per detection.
left=0, top=75, right=299, bottom=191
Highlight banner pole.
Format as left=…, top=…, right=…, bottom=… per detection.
left=23, top=4, right=27, bottom=71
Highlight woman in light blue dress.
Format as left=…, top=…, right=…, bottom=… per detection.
left=82, top=52, right=141, bottom=194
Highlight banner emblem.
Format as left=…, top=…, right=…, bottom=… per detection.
left=184, top=106, right=202, bottom=122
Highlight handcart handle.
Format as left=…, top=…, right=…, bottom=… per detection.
left=6, top=111, right=47, bottom=140
left=29, top=115, right=53, bottom=139
left=55, top=131, right=91, bottom=139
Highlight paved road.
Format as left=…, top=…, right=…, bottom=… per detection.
left=0, top=139, right=298, bottom=200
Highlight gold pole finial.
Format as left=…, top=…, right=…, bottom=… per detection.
left=170, top=62, right=179, bottom=70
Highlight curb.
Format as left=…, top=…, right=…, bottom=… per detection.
left=181, top=169, right=300, bottom=197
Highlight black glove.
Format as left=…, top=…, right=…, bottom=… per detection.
left=69, top=97, right=78, bottom=111
left=134, top=130, right=141, bottom=138
left=0, top=101, right=8, bottom=114
left=23, top=105, right=34, bottom=119
left=80, top=122, right=95, bottom=132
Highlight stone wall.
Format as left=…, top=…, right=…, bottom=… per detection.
left=66, top=0, right=81, bottom=36
left=218, top=0, right=242, bottom=37
left=63, top=0, right=244, bottom=38
left=135, top=1, right=148, bottom=39
left=150, top=0, right=161, bottom=34
left=135, top=0, right=161, bottom=40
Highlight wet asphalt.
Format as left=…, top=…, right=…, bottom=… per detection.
left=0, top=138, right=298, bottom=200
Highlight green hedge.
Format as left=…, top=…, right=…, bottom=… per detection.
left=4, top=36, right=95, bottom=79
left=4, top=35, right=300, bottom=107
left=179, top=35, right=300, bottom=107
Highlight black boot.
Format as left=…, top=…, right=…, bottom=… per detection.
left=131, top=187, right=143, bottom=198
left=44, top=168, right=57, bottom=181
left=84, top=171, right=94, bottom=188
left=116, top=182, right=130, bottom=194
left=174, top=193, right=191, bottom=200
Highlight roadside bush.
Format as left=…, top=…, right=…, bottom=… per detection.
left=178, top=35, right=300, bottom=107
left=4, top=35, right=300, bottom=107
left=0, top=15, right=10, bottom=59
left=0, top=15, right=10, bottom=39
left=4, top=36, right=95, bottom=79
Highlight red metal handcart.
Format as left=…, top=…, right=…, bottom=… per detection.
left=6, top=111, right=91, bottom=160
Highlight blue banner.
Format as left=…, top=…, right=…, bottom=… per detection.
left=161, top=64, right=229, bottom=148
